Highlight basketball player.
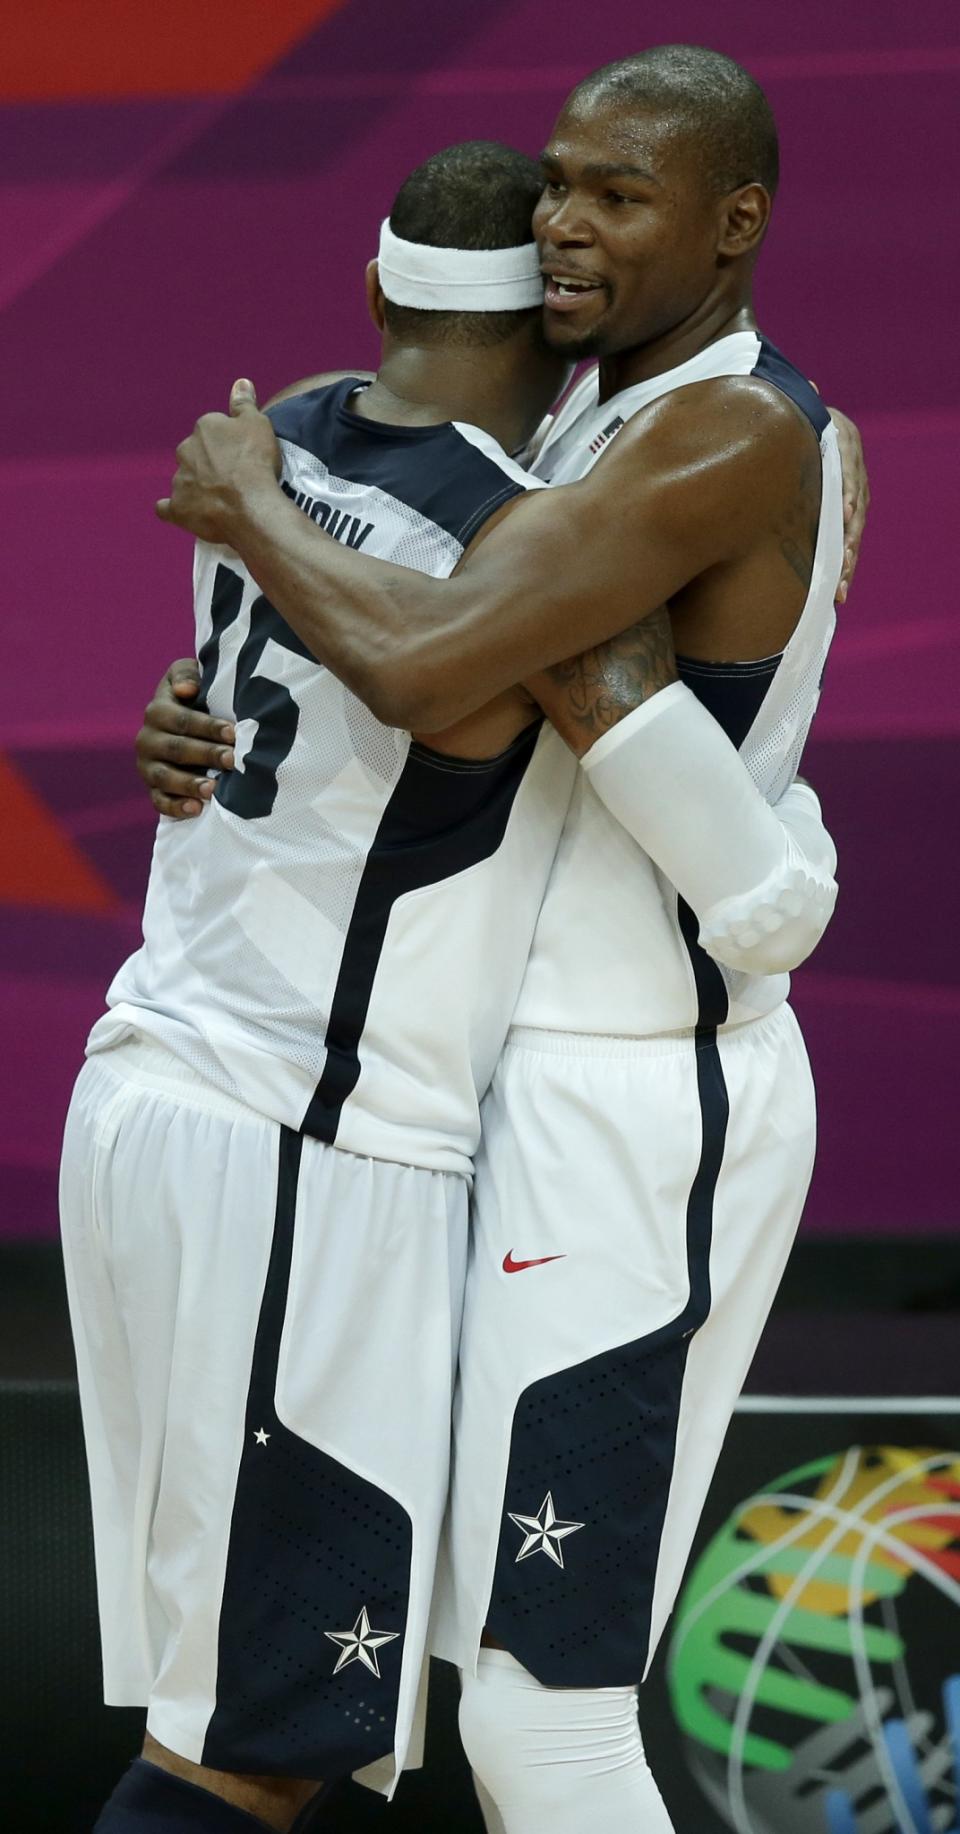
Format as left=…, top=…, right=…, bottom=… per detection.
left=63, top=129, right=841, bottom=1834
left=154, top=47, right=854, bottom=1834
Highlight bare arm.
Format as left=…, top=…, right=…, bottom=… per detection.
left=159, top=375, right=812, bottom=730
left=525, top=614, right=678, bottom=756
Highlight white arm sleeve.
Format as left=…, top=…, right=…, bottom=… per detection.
left=581, top=680, right=838, bottom=975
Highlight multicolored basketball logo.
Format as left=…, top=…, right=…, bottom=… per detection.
left=668, top=1447, right=960, bottom=1833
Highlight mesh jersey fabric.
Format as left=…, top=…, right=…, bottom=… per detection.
left=90, top=381, right=576, bottom=1173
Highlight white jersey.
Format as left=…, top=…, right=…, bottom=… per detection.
left=514, top=330, right=843, bottom=1037
left=91, top=380, right=576, bottom=1175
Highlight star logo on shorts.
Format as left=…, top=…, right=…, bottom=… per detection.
left=325, top=1607, right=400, bottom=1679
left=508, top=1492, right=584, bottom=1567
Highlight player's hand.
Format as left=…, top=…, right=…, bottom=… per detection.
left=137, top=659, right=236, bottom=819
left=156, top=379, right=281, bottom=543
left=827, top=407, right=870, bottom=604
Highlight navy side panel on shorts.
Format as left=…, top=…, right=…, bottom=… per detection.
left=203, top=1129, right=411, bottom=1777
left=483, top=913, right=730, bottom=1687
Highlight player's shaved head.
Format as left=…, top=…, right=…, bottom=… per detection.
left=535, top=47, right=779, bottom=364
left=384, top=141, right=543, bottom=349
left=569, top=45, right=779, bottom=200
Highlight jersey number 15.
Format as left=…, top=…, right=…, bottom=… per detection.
left=197, top=562, right=303, bottom=820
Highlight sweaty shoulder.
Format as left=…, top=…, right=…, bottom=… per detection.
left=627, top=371, right=821, bottom=451
left=589, top=371, right=823, bottom=508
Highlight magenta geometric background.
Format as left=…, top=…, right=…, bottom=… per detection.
left=3, top=0, right=958, bottom=1240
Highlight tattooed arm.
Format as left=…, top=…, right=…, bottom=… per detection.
left=526, top=608, right=678, bottom=758
left=158, top=375, right=830, bottom=730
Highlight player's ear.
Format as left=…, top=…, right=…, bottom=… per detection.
left=716, top=182, right=770, bottom=261
left=365, top=259, right=387, bottom=332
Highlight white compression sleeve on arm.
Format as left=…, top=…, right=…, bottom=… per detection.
left=581, top=681, right=838, bottom=975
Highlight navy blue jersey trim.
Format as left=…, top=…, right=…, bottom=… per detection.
left=753, top=338, right=831, bottom=437
left=677, top=895, right=729, bottom=1037
left=408, top=725, right=540, bottom=773
left=674, top=889, right=728, bottom=1339
left=203, top=1127, right=411, bottom=1778
left=269, top=378, right=526, bottom=547
left=676, top=651, right=783, bottom=677
left=302, top=721, right=541, bottom=1142
left=677, top=651, right=783, bottom=753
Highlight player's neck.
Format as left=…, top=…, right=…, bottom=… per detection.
left=596, top=300, right=757, bottom=402
left=356, top=347, right=534, bottom=454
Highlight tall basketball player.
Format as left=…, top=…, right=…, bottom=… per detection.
left=155, top=47, right=854, bottom=1834
left=62, top=125, right=843, bottom=1834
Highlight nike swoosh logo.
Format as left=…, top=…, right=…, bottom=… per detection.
left=502, top=1252, right=567, bottom=1274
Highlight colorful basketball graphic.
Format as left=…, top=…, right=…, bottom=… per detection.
left=668, top=1446, right=960, bottom=1833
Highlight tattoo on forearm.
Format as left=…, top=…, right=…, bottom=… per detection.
left=777, top=449, right=821, bottom=593
left=545, top=607, right=677, bottom=748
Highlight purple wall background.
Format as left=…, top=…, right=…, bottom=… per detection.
left=3, top=1, right=958, bottom=1240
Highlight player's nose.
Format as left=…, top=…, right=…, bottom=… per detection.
left=537, top=196, right=595, bottom=247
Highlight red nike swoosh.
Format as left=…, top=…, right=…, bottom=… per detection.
left=502, top=1252, right=567, bottom=1274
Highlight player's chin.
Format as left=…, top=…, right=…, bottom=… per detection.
left=541, top=315, right=607, bottom=359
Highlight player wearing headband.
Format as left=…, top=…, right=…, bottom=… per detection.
left=63, top=142, right=571, bottom=1834
left=152, top=48, right=858, bottom=1834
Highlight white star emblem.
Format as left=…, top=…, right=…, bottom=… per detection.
left=253, top=1428, right=270, bottom=1446
left=508, top=1491, right=584, bottom=1567
left=325, top=1607, right=400, bottom=1678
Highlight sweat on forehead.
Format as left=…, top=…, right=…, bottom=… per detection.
left=562, top=44, right=780, bottom=199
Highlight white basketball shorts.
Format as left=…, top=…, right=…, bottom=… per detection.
left=431, top=1002, right=816, bottom=1687
left=59, top=1035, right=467, bottom=1789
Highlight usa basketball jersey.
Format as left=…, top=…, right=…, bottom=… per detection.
left=514, top=330, right=844, bottom=1036
left=90, top=381, right=576, bottom=1174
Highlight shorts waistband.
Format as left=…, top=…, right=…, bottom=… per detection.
left=505, top=1006, right=789, bottom=1060
left=88, top=1031, right=264, bottom=1125
left=88, top=1034, right=476, bottom=1180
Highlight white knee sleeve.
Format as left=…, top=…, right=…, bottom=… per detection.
left=459, top=1649, right=674, bottom=1834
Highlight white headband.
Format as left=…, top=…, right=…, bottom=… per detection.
left=377, top=218, right=544, bottom=311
